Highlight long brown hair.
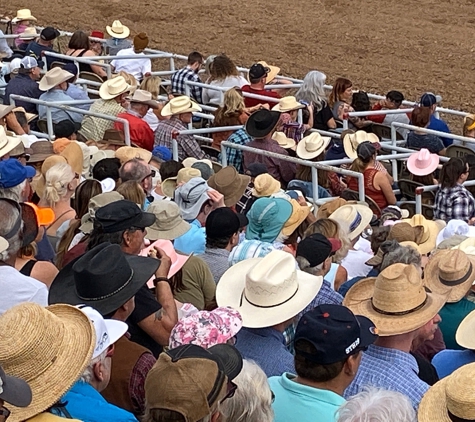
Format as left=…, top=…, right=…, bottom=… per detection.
left=295, top=152, right=330, bottom=189
left=329, top=77, right=352, bottom=107
left=209, top=54, right=239, bottom=82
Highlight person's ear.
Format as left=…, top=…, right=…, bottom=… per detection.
left=93, top=361, right=105, bottom=382
left=211, top=411, right=222, bottom=422
left=122, top=230, right=132, bottom=246
left=345, top=352, right=362, bottom=377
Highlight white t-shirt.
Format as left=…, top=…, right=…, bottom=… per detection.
left=0, top=265, right=48, bottom=315
left=202, top=75, right=248, bottom=105
left=111, top=48, right=152, bottom=81
left=143, top=108, right=159, bottom=131
left=341, top=249, right=373, bottom=280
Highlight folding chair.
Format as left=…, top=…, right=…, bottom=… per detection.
left=446, top=145, right=475, bottom=159
left=340, top=189, right=382, bottom=216
left=398, top=179, right=435, bottom=205
left=78, top=71, right=104, bottom=99
left=371, top=122, right=404, bottom=141
left=201, top=145, right=220, bottom=159
left=399, top=202, right=435, bottom=220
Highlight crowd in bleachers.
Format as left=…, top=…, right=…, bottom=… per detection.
left=2, top=9, right=475, bottom=422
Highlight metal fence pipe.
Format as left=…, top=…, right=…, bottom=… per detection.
left=43, top=51, right=112, bottom=78
left=45, top=108, right=54, bottom=139
left=391, top=122, right=475, bottom=145
left=0, top=34, right=20, bottom=39
left=75, top=78, right=103, bottom=87
left=193, top=112, right=214, bottom=120
left=348, top=109, right=414, bottom=117
left=179, top=125, right=243, bottom=135
left=311, top=167, right=320, bottom=203
left=195, top=136, right=212, bottom=143
left=86, top=54, right=171, bottom=61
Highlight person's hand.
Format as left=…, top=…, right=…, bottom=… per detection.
left=469, top=217, right=475, bottom=226
left=4, top=112, right=25, bottom=135
left=152, top=246, right=172, bottom=278
left=144, top=72, right=152, bottom=78
left=207, top=189, right=225, bottom=209
left=296, top=195, right=307, bottom=206
left=261, top=103, right=270, bottom=110
left=307, top=103, right=314, bottom=113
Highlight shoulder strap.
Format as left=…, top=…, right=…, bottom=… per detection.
left=19, top=259, right=37, bottom=276
left=77, top=49, right=87, bottom=57
left=45, top=210, right=73, bottom=230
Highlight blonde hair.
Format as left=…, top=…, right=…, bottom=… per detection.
left=140, top=76, right=162, bottom=99
left=463, top=114, right=475, bottom=137
left=44, top=163, right=75, bottom=207
left=117, top=71, right=138, bottom=93
left=116, top=180, right=145, bottom=207
left=304, top=218, right=350, bottom=263
left=222, top=87, right=245, bottom=116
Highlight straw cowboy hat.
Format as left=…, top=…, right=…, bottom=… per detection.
left=216, top=250, right=323, bottom=328
left=99, top=76, right=131, bottom=100
left=162, top=167, right=202, bottom=198
left=406, top=148, right=439, bottom=176
left=387, top=222, right=424, bottom=244
left=452, top=236, right=475, bottom=256
left=0, top=303, right=95, bottom=422
left=456, top=309, right=475, bottom=349
left=400, top=241, right=422, bottom=254
left=282, top=199, right=310, bottom=236
left=344, top=263, right=446, bottom=336
left=401, top=214, right=443, bottom=255
left=272, top=96, right=305, bottom=113
left=296, top=132, right=331, bottom=160
left=38, top=68, right=74, bottom=91
left=418, top=363, right=475, bottom=422
left=129, top=89, right=159, bottom=109
left=161, top=96, right=202, bottom=117
left=0, top=126, right=22, bottom=158
left=252, top=173, right=281, bottom=198
left=106, top=20, right=130, bottom=39
left=329, top=203, right=373, bottom=241
left=28, top=141, right=54, bottom=163
left=272, top=132, right=296, bottom=149
left=207, top=166, right=250, bottom=207
left=258, top=61, right=280, bottom=83
left=343, top=130, right=380, bottom=160
left=115, top=145, right=152, bottom=165
left=19, top=27, right=38, bottom=40
left=424, top=249, right=475, bottom=303
left=12, top=9, right=37, bottom=23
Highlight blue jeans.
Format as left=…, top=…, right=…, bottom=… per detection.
left=287, top=180, right=331, bottom=199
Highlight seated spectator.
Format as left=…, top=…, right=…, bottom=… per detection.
left=0, top=158, right=35, bottom=202
left=38, top=68, right=84, bottom=124
left=0, top=363, right=32, bottom=418
left=111, top=33, right=152, bottom=81
left=170, top=51, right=204, bottom=102
left=11, top=8, right=36, bottom=48
left=63, top=63, right=91, bottom=108
left=17, top=27, right=38, bottom=50
left=207, top=166, right=250, bottom=207
left=114, top=90, right=158, bottom=151
left=369, top=90, right=410, bottom=138
left=53, top=119, right=78, bottom=140
left=24, top=26, right=60, bottom=69
left=406, top=148, right=439, bottom=187
left=270, top=305, right=377, bottom=422
left=349, top=91, right=373, bottom=130
left=105, top=20, right=132, bottom=56
left=203, top=54, right=248, bottom=105
left=66, top=30, right=107, bottom=79
left=93, top=156, right=121, bottom=181
left=407, top=106, right=446, bottom=155
left=140, top=76, right=165, bottom=131
left=463, top=113, right=475, bottom=147
left=273, top=96, right=312, bottom=141
left=241, top=63, right=281, bottom=108
left=329, top=77, right=353, bottom=119
left=89, top=30, right=105, bottom=55
left=79, top=76, right=130, bottom=142
left=420, top=92, right=452, bottom=147
left=119, top=158, right=154, bottom=200
left=97, top=129, right=127, bottom=151
left=295, top=70, right=337, bottom=131
left=434, top=157, right=475, bottom=222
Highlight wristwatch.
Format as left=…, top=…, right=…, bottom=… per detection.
left=153, top=277, right=170, bottom=287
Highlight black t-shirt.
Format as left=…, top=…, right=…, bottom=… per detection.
left=412, top=352, right=439, bottom=386
left=313, top=103, right=334, bottom=131
left=127, top=284, right=163, bottom=357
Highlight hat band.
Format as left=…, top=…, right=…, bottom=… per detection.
left=77, top=269, right=134, bottom=301
left=448, top=411, right=475, bottom=422
left=371, top=295, right=427, bottom=316
left=349, top=212, right=362, bottom=233
left=182, top=180, right=207, bottom=203
left=241, top=285, right=299, bottom=308
left=439, top=262, right=472, bottom=287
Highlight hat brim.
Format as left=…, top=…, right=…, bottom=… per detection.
left=0, top=371, right=32, bottom=408
left=99, top=82, right=131, bottom=100
left=406, top=154, right=439, bottom=177
left=216, top=257, right=323, bottom=328
left=106, top=25, right=130, bottom=39
left=7, top=304, right=95, bottom=422
left=208, top=344, right=243, bottom=381
left=161, top=177, right=178, bottom=198
left=209, top=174, right=251, bottom=208
left=244, top=111, right=281, bottom=138
left=271, top=103, right=305, bottom=113
left=417, top=376, right=451, bottom=422
left=131, top=99, right=159, bottom=109
left=296, top=136, right=331, bottom=160
left=28, top=152, right=54, bottom=164
left=0, top=134, right=21, bottom=159
left=12, top=15, right=37, bottom=23
left=261, top=63, right=280, bottom=84
left=252, top=177, right=280, bottom=198
left=160, top=101, right=202, bottom=117
left=48, top=254, right=160, bottom=315
left=146, top=220, right=191, bottom=241
left=38, top=72, right=74, bottom=92
left=456, top=309, right=475, bottom=349
left=282, top=205, right=310, bottom=236
left=401, top=218, right=441, bottom=254
left=330, top=204, right=374, bottom=241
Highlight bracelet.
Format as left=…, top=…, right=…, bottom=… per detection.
left=153, top=277, right=170, bottom=286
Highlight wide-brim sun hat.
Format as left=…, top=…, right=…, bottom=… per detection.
left=115, top=145, right=152, bottom=165
left=161, top=96, right=202, bottom=117
left=402, top=214, right=443, bottom=255
left=251, top=173, right=281, bottom=198
left=271, top=96, right=305, bottom=113
left=216, top=250, right=323, bottom=328
left=407, top=148, right=439, bottom=176
left=99, top=76, right=131, bottom=100
left=343, top=130, right=380, bottom=160
left=329, top=203, right=373, bottom=241
left=282, top=199, right=310, bottom=236
left=259, top=61, right=280, bottom=83
left=106, top=20, right=130, bottom=39
left=296, top=132, right=331, bottom=160
left=145, top=200, right=191, bottom=240
left=0, top=125, right=21, bottom=158
left=19, top=27, right=38, bottom=40
left=38, top=68, right=74, bottom=91
left=12, top=9, right=37, bottom=23
left=0, top=303, right=95, bottom=422
left=207, top=166, right=250, bottom=207
left=245, top=109, right=281, bottom=139
left=456, top=309, right=475, bottom=349
left=28, top=141, right=55, bottom=163
left=162, top=167, right=202, bottom=199
left=272, top=131, right=296, bottom=149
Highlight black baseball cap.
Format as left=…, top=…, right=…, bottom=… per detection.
left=40, top=27, right=60, bottom=41
left=0, top=366, right=32, bottom=408
left=249, top=63, right=270, bottom=80
left=295, top=304, right=378, bottom=365
left=94, top=200, right=156, bottom=233
left=296, top=233, right=341, bottom=267
left=54, top=120, right=80, bottom=139
left=245, top=163, right=268, bottom=178
left=206, top=207, right=248, bottom=239
left=356, top=141, right=379, bottom=161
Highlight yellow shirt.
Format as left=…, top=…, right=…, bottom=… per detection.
left=27, top=413, right=82, bottom=422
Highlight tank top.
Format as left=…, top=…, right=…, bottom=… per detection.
left=67, top=49, right=93, bottom=73
left=325, top=263, right=339, bottom=290
left=347, top=167, right=389, bottom=215
left=19, top=259, right=37, bottom=276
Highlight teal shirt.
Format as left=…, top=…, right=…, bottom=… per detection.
left=439, top=298, right=475, bottom=350
left=269, top=373, right=345, bottom=422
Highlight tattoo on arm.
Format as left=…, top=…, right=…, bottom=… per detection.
left=155, top=309, right=164, bottom=321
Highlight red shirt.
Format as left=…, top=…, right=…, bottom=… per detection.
left=367, top=103, right=386, bottom=123
left=241, top=85, right=281, bottom=108
left=114, top=112, right=155, bottom=151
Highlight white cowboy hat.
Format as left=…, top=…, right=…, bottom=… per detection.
left=19, top=27, right=38, bottom=40
left=452, top=237, right=475, bottom=257
left=12, top=9, right=37, bottom=23
left=128, top=89, right=159, bottom=109
left=296, top=132, right=331, bottom=160
left=329, top=203, right=373, bottom=241
left=456, top=310, right=475, bottom=349
left=38, top=68, right=74, bottom=91
left=216, top=250, right=323, bottom=328
left=343, top=130, right=380, bottom=160
left=182, top=157, right=213, bottom=169
left=99, top=76, right=131, bottom=100
left=106, top=20, right=130, bottom=39
left=161, top=96, right=202, bottom=117
left=0, top=126, right=22, bottom=158
left=272, top=131, right=296, bottom=149
left=271, top=96, right=305, bottom=113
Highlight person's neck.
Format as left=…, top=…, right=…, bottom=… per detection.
left=121, top=245, right=141, bottom=255
left=38, top=40, right=49, bottom=47
left=111, top=310, right=128, bottom=322
left=375, top=333, right=415, bottom=353
left=2, top=255, right=16, bottom=267
left=293, top=375, right=347, bottom=396
left=224, top=242, right=234, bottom=252
left=250, top=82, right=265, bottom=90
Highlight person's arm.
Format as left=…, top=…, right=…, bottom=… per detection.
left=305, top=104, right=314, bottom=129
left=191, top=74, right=203, bottom=104
left=4, top=112, right=26, bottom=135
left=30, top=261, right=59, bottom=288
left=375, top=171, right=397, bottom=205
left=83, top=50, right=107, bottom=78
left=334, top=265, right=348, bottom=292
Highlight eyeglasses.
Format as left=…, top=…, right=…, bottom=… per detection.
left=221, top=380, right=237, bottom=403
left=141, top=170, right=156, bottom=182
left=0, top=406, right=11, bottom=421
left=106, top=343, right=115, bottom=358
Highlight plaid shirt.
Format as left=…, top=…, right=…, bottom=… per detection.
left=129, top=351, right=156, bottom=415
left=236, top=183, right=255, bottom=215
left=171, top=66, right=203, bottom=103
left=79, top=98, right=125, bottom=141
left=344, top=344, right=429, bottom=409
left=154, top=117, right=208, bottom=161
left=200, top=248, right=230, bottom=283
left=221, top=128, right=252, bottom=173
left=434, top=184, right=475, bottom=222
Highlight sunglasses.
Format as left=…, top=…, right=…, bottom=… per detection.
left=106, top=343, right=115, bottom=358
left=0, top=406, right=10, bottom=421
left=141, top=170, right=156, bottom=182
left=221, top=380, right=237, bottom=403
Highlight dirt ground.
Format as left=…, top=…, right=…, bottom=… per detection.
left=4, top=0, right=475, bottom=128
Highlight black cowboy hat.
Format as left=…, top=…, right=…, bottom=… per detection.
left=48, top=242, right=159, bottom=315
left=245, top=109, right=281, bottom=139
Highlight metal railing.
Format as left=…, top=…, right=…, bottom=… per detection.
left=414, top=181, right=475, bottom=215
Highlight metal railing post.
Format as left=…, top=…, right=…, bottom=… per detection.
left=220, top=143, right=228, bottom=167
left=311, top=167, right=319, bottom=204
left=46, top=108, right=55, bottom=140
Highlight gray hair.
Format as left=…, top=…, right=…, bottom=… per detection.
left=0, top=199, right=23, bottom=261
left=336, top=387, right=416, bottom=422
left=296, top=255, right=323, bottom=276
left=0, top=180, right=27, bottom=202
left=219, top=360, right=274, bottom=422
left=119, top=158, right=149, bottom=183
left=79, top=350, right=107, bottom=384
left=295, top=70, right=328, bottom=112
left=380, top=242, right=421, bottom=271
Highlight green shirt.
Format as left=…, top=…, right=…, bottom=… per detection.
left=439, top=298, right=475, bottom=350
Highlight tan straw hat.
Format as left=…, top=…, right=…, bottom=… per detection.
left=0, top=125, right=21, bottom=158
left=162, top=167, right=201, bottom=198
left=452, top=237, right=475, bottom=256
left=272, top=96, right=305, bottom=113
left=19, top=27, right=38, bottom=40
left=343, top=130, right=380, bottom=160
left=38, top=67, right=74, bottom=91
left=145, top=200, right=191, bottom=240
left=12, top=9, right=37, bottom=23
left=12, top=106, right=37, bottom=123
left=329, top=203, right=373, bottom=241
left=106, top=20, right=130, bottom=39
left=400, top=241, right=422, bottom=254
left=402, top=214, right=442, bottom=255
left=128, top=89, right=159, bottom=109
left=316, top=198, right=348, bottom=219
left=387, top=222, right=424, bottom=244
left=259, top=61, right=280, bottom=83
left=99, top=76, right=131, bottom=100
left=418, top=363, right=475, bottom=422
left=423, top=249, right=475, bottom=303
left=208, top=166, right=250, bottom=207
left=115, top=145, right=152, bottom=165
left=161, top=96, right=202, bottom=117
left=344, top=263, right=446, bottom=336
left=182, top=157, right=213, bottom=170
left=296, top=132, right=331, bottom=160
left=282, top=199, right=310, bottom=236
left=0, top=303, right=95, bottom=422
left=251, top=173, right=281, bottom=198
left=272, top=131, right=296, bottom=149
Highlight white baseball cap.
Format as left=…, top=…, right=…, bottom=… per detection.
left=20, top=56, right=38, bottom=70
left=78, top=306, right=128, bottom=358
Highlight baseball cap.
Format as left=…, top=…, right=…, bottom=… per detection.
left=206, top=207, right=248, bottom=239
left=152, top=145, right=172, bottom=162
left=420, top=92, right=442, bottom=107
left=356, top=141, right=378, bottom=161
left=249, top=63, right=270, bottom=80
left=295, top=304, right=378, bottom=365
left=54, top=120, right=80, bottom=139
left=94, top=199, right=156, bottom=233
left=90, top=30, right=104, bottom=39
left=20, top=56, right=38, bottom=70
left=40, top=27, right=60, bottom=41
left=145, top=344, right=243, bottom=420
left=296, top=233, right=341, bottom=267
left=77, top=306, right=128, bottom=359
left=0, top=365, right=32, bottom=408
left=245, top=163, right=268, bottom=178
left=0, top=158, right=35, bottom=188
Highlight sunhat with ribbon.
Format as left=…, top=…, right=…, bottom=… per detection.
left=115, top=145, right=152, bottom=165
left=79, top=191, right=124, bottom=234
left=0, top=126, right=21, bottom=158
left=251, top=173, right=281, bottom=198
left=343, top=130, right=380, bottom=160
left=128, top=89, right=159, bottom=109
left=418, top=363, right=475, bottom=422
left=456, top=309, right=475, bottom=349
left=99, top=76, right=131, bottom=100
left=407, top=148, right=439, bottom=176
left=296, top=132, right=331, bottom=160
left=145, top=200, right=191, bottom=241
left=29, top=141, right=54, bottom=163
left=271, top=96, right=305, bottom=113
left=245, top=109, right=281, bottom=139
left=162, top=167, right=201, bottom=198
left=329, top=203, right=373, bottom=241
left=282, top=199, right=310, bottom=236
left=402, top=214, right=442, bottom=255
left=12, top=9, right=37, bottom=23
left=38, top=67, right=74, bottom=91
left=216, top=249, right=323, bottom=328
left=424, top=249, right=475, bottom=303
left=0, top=302, right=95, bottom=422
left=436, top=220, right=475, bottom=247
left=106, top=20, right=130, bottom=39
left=272, top=131, right=296, bottom=149
left=344, top=263, right=446, bottom=336
left=207, top=166, right=250, bottom=207
left=452, top=237, right=475, bottom=256
left=161, top=96, right=202, bottom=117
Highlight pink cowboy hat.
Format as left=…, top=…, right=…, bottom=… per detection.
left=406, top=149, right=439, bottom=176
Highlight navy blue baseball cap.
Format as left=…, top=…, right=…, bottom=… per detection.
left=295, top=304, right=378, bottom=364
left=0, top=158, right=35, bottom=188
left=152, top=145, right=172, bottom=162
